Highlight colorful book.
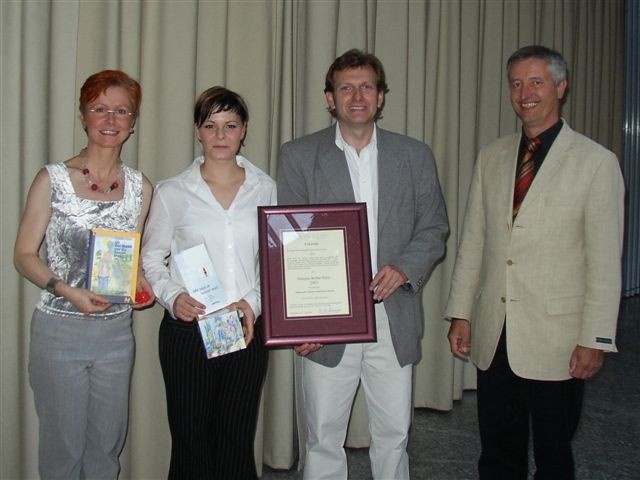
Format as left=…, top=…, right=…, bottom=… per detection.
left=197, top=307, right=246, bottom=358
left=174, top=244, right=246, bottom=358
left=86, top=229, right=140, bottom=303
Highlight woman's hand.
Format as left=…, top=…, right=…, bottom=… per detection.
left=172, top=292, right=206, bottom=322
left=227, top=299, right=255, bottom=345
left=57, top=283, right=113, bottom=315
left=133, top=275, right=156, bottom=310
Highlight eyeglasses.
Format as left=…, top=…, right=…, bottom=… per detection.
left=87, top=107, right=136, bottom=119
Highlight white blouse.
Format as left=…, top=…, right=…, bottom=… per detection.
left=141, top=155, right=277, bottom=319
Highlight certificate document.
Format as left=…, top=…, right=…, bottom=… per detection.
left=174, top=244, right=227, bottom=315
left=259, top=203, right=375, bottom=346
left=282, top=229, right=350, bottom=317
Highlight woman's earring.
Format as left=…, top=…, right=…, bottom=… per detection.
left=129, top=128, right=135, bottom=135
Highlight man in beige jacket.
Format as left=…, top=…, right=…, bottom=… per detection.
left=445, top=45, right=624, bottom=479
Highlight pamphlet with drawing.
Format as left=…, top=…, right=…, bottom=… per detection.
left=174, top=244, right=246, bottom=358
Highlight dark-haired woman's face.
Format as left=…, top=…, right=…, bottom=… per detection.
left=195, top=110, right=246, bottom=162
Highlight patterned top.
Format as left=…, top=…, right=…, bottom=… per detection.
left=37, top=162, right=143, bottom=317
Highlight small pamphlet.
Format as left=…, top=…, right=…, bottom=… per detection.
left=197, top=307, right=246, bottom=358
left=86, top=229, right=140, bottom=303
left=173, top=244, right=227, bottom=315
left=174, top=244, right=245, bottom=358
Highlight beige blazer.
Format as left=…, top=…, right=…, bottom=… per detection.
left=445, top=122, right=624, bottom=380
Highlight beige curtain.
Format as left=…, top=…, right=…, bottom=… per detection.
left=0, top=1, right=623, bottom=478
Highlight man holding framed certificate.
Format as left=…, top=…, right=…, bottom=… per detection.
left=277, top=49, right=449, bottom=479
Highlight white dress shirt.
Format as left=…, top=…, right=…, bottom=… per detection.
left=142, top=155, right=277, bottom=319
left=334, top=124, right=379, bottom=273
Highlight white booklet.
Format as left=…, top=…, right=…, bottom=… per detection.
left=174, top=243, right=227, bottom=315
left=174, top=244, right=247, bottom=358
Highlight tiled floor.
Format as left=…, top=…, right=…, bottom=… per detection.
left=261, top=296, right=640, bottom=479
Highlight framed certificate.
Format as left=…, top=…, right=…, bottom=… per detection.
left=258, top=203, right=376, bottom=346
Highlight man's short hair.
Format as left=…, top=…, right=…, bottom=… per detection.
left=324, top=49, right=389, bottom=94
left=507, top=45, right=568, bottom=85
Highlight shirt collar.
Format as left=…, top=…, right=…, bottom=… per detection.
left=189, top=155, right=259, bottom=188
left=334, top=123, right=378, bottom=151
left=521, top=119, right=563, bottom=150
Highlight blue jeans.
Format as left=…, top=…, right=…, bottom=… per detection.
left=29, top=308, right=134, bottom=480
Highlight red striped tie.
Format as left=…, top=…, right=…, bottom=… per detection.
left=513, top=137, right=541, bottom=219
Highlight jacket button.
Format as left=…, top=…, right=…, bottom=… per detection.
left=506, top=259, right=513, bottom=266
left=501, top=297, right=506, bottom=303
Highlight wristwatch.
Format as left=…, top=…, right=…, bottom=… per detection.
left=46, top=276, right=62, bottom=296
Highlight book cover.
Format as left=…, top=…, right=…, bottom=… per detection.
left=174, top=244, right=227, bottom=315
left=86, top=229, right=140, bottom=303
left=197, top=307, right=247, bottom=358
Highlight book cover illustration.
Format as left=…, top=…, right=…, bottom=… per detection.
left=174, top=245, right=245, bottom=358
left=86, top=229, right=140, bottom=303
left=174, top=244, right=227, bottom=315
left=198, top=308, right=247, bottom=358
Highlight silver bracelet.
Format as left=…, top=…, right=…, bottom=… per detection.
left=45, top=276, right=61, bottom=296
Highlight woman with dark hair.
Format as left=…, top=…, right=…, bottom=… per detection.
left=142, top=86, right=274, bottom=479
left=13, top=69, right=155, bottom=479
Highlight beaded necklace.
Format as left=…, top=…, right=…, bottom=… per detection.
left=79, top=148, right=123, bottom=194
left=82, top=165, right=122, bottom=193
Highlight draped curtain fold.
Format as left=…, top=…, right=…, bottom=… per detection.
left=0, top=1, right=623, bottom=478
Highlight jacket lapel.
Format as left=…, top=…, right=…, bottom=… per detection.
left=377, top=130, right=403, bottom=230
left=497, top=139, right=519, bottom=229
left=517, top=124, right=571, bottom=217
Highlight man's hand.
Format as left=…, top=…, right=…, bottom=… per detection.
left=294, top=343, right=323, bottom=356
left=569, top=345, right=604, bottom=379
left=370, top=264, right=408, bottom=302
left=447, top=318, right=471, bottom=359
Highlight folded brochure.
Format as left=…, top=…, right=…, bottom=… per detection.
left=174, top=244, right=246, bottom=358
left=174, top=243, right=227, bottom=314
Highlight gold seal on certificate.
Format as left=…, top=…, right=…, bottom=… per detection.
left=258, top=203, right=376, bottom=346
